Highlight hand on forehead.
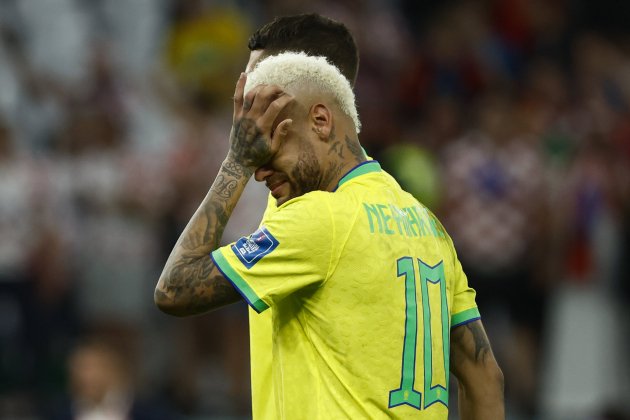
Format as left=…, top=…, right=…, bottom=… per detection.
left=243, top=51, right=360, bottom=132
left=237, top=79, right=294, bottom=132
left=229, top=73, right=294, bottom=169
left=242, top=84, right=297, bottom=131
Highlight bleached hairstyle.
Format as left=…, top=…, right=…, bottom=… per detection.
left=244, top=51, right=361, bottom=132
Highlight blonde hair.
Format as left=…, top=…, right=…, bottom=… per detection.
left=244, top=51, right=361, bottom=132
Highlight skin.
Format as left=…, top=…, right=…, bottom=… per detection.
left=246, top=50, right=264, bottom=73
left=451, top=320, right=505, bottom=420
left=155, top=54, right=504, bottom=418
left=154, top=73, right=364, bottom=315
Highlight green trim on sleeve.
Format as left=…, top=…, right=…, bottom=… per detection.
left=451, top=307, right=480, bottom=327
left=211, top=249, right=270, bottom=313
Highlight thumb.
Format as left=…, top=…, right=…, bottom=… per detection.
left=271, top=119, right=293, bottom=154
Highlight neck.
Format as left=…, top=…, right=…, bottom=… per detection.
left=320, top=133, right=366, bottom=192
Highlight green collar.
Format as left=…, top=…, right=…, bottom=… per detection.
left=334, top=161, right=381, bottom=191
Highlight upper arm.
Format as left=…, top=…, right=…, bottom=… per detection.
left=211, top=196, right=334, bottom=312
left=155, top=255, right=243, bottom=317
left=450, top=320, right=505, bottom=420
left=450, top=319, right=502, bottom=387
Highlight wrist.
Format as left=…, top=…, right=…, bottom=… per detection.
left=222, top=155, right=255, bottom=179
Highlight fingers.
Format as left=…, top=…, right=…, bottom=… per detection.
left=242, top=86, right=259, bottom=113
left=231, top=78, right=294, bottom=168
left=241, top=84, right=294, bottom=135
left=233, top=73, right=246, bottom=119
left=270, top=118, right=293, bottom=155
left=244, top=84, right=283, bottom=116
left=258, top=93, right=293, bottom=134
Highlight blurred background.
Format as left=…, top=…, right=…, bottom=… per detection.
left=0, top=0, right=628, bottom=419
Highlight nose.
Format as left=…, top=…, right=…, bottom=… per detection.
left=254, top=165, right=274, bottom=182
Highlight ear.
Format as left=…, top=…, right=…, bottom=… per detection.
left=310, top=103, right=333, bottom=141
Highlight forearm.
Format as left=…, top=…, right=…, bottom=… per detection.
left=154, top=73, right=294, bottom=316
left=155, top=157, right=253, bottom=314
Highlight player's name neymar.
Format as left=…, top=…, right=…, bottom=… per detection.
left=363, top=202, right=446, bottom=238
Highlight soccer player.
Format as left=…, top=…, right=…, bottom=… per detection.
left=242, top=13, right=360, bottom=419
left=155, top=52, right=504, bottom=419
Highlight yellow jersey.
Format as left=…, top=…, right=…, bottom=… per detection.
left=248, top=192, right=278, bottom=420
left=212, top=161, right=479, bottom=419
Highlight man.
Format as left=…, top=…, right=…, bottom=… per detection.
left=242, top=13, right=360, bottom=419
left=48, top=338, right=175, bottom=419
left=155, top=52, right=504, bottom=418
left=244, top=13, right=359, bottom=82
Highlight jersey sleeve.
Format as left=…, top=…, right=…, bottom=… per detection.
left=211, top=193, right=334, bottom=313
left=448, top=237, right=480, bottom=327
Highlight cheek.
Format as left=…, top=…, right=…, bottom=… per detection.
left=290, top=141, right=321, bottom=193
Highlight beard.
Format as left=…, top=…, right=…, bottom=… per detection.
left=289, top=137, right=321, bottom=199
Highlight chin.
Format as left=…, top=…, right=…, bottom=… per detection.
left=275, top=197, right=289, bottom=206
left=273, top=185, right=296, bottom=206
left=275, top=191, right=299, bottom=206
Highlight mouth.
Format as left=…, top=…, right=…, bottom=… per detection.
left=266, top=180, right=287, bottom=198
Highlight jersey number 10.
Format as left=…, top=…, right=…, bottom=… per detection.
left=389, top=257, right=449, bottom=411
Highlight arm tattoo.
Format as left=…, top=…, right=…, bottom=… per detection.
left=214, top=175, right=238, bottom=199
left=465, top=322, right=491, bottom=362
left=222, top=160, right=247, bottom=177
left=156, top=267, right=241, bottom=315
left=450, top=321, right=493, bottom=370
left=156, top=158, right=253, bottom=315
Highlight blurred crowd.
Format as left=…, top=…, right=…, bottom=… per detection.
left=0, top=0, right=628, bottom=419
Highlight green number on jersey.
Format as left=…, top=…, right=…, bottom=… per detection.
left=389, top=258, right=449, bottom=411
